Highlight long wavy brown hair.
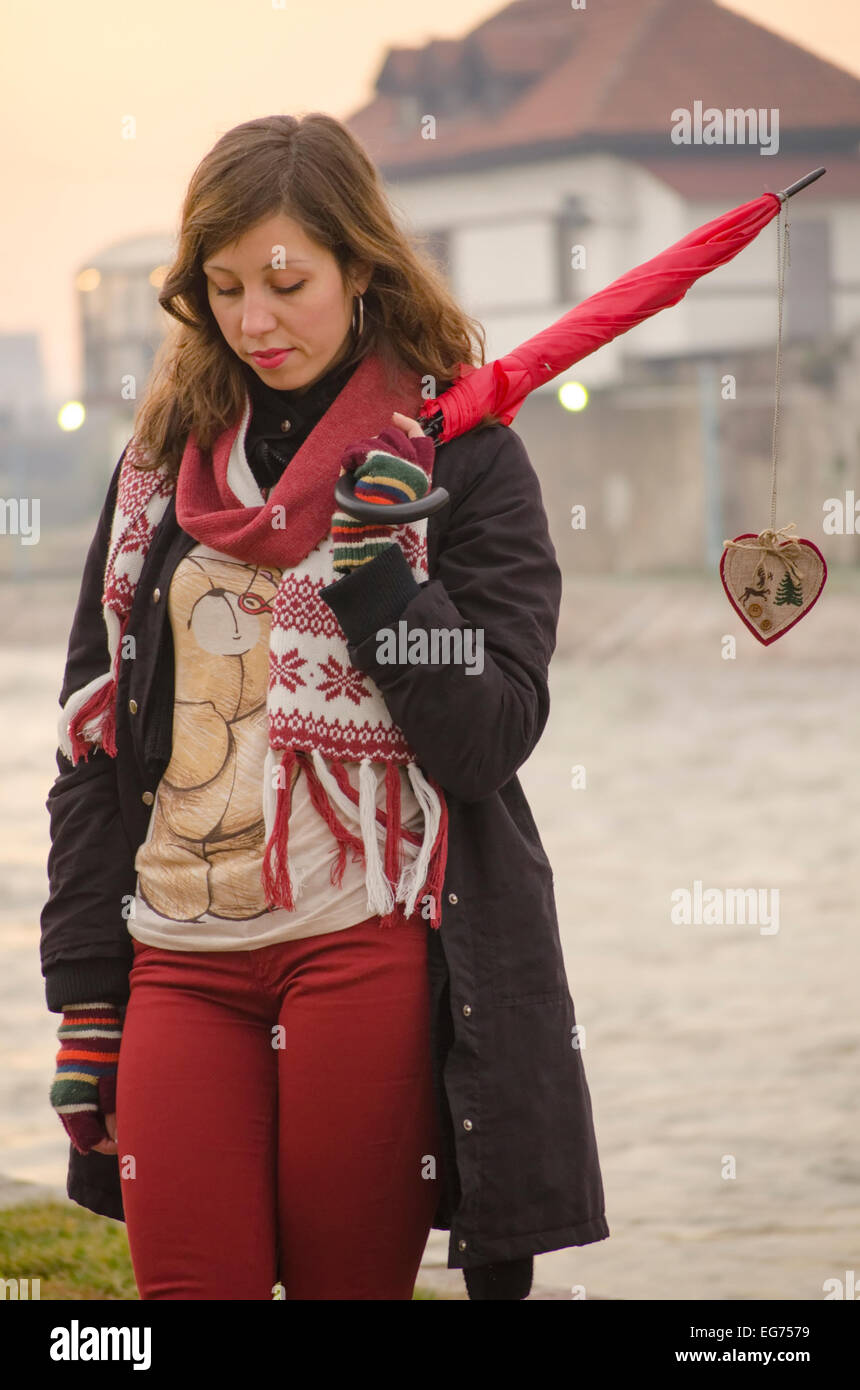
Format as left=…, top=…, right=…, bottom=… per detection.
left=130, top=112, right=493, bottom=477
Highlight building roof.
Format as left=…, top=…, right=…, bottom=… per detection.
left=80, top=234, right=176, bottom=273
left=348, top=0, right=860, bottom=182
left=638, top=153, right=860, bottom=200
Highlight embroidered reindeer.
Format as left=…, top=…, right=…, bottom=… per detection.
left=738, top=562, right=773, bottom=609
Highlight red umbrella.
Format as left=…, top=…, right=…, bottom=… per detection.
left=335, top=168, right=825, bottom=522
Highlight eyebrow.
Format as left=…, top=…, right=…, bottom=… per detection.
left=203, top=259, right=311, bottom=273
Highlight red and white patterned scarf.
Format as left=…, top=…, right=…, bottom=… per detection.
left=58, top=351, right=447, bottom=928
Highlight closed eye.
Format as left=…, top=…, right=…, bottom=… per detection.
left=212, top=279, right=305, bottom=296
left=214, top=282, right=306, bottom=297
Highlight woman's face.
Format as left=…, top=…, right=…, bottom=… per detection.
left=203, top=213, right=370, bottom=393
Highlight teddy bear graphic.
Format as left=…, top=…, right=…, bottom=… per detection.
left=135, top=549, right=299, bottom=921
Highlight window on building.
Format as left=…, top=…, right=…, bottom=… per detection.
left=785, top=219, right=832, bottom=340
left=556, top=195, right=590, bottom=304
left=396, top=94, right=421, bottom=134
left=422, top=228, right=452, bottom=280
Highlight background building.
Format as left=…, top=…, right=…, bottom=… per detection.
left=76, top=234, right=176, bottom=468
left=345, top=0, right=860, bottom=570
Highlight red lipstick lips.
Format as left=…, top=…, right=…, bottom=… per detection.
left=250, top=349, right=293, bottom=368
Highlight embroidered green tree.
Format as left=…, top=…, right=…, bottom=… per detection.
left=774, top=570, right=803, bottom=606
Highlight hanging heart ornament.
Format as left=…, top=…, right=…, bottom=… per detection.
left=720, top=524, right=826, bottom=645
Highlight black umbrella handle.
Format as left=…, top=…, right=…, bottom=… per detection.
left=333, top=407, right=449, bottom=523
left=334, top=473, right=450, bottom=524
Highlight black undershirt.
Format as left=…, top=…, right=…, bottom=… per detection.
left=241, top=353, right=361, bottom=496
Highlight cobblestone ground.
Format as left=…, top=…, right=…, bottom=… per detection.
left=2, top=570, right=858, bottom=1300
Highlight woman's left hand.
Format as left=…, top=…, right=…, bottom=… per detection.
left=336, top=413, right=428, bottom=479
left=390, top=410, right=425, bottom=440
left=331, top=415, right=433, bottom=577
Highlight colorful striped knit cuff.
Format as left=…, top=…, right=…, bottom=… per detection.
left=50, top=1002, right=123, bottom=1116
left=332, top=448, right=430, bottom=576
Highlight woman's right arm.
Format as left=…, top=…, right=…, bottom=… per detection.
left=40, top=449, right=140, bottom=1013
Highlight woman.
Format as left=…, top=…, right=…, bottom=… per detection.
left=40, top=112, right=609, bottom=1300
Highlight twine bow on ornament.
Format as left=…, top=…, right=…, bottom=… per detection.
left=722, top=523, right=805, bottom=585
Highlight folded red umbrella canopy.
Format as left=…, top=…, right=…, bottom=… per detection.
left=335, top=168, right=825, bottom=522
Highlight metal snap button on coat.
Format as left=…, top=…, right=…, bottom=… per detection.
left=448, top=892, right=459, bottom=904
left=463, top=1118, right=473, bottom=1131
left=458, top=1239, right=467, bottom=1251
left=152, top=588, right=161, bottom=603
left=142, top=791, right=154, bottom=805
left=462, top=1004, right=472, bottom=1016
left=280, top=418, right=292, bottom=432
left=128, top=699, right=138, bottom=714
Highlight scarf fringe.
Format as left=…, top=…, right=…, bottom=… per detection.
left=63, top=612, right=128, bottom=762
left=66, top=675, right=116, bottom=761
left=383, top=761, right=402, bottom=889
left=315, top=750, right=442, bottom=922
left=387, top=763, right=447, bottom=928
left=262, top=747, right=298, bottom=908
left=298, top=750, right=364, bottom=888
left=423, top=772, right=448, bottom=929
left=260, top=748, right=447, bottom=928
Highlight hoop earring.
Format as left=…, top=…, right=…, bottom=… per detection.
left=351, top=293, right=365, bottom=338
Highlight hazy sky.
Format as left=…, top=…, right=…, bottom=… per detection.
left=3, top=0, right=859, bottom=402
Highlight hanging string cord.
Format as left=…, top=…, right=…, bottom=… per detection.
left=723, top=209, right=803, bottom=579
left=770, top=205, right=791, bottom=530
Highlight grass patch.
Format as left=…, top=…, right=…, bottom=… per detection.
left=0, top=1201, right=454, bottom=1299
left=0, top=1201, right=137, bottom=1300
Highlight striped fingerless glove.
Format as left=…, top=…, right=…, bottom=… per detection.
left=49, top=1002, right=123, bottom=1155
left=332, top=426, right=433, bottom=576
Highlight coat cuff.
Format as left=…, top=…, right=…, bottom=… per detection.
left=320, top=541, right=422, bottom=647
left=44, top=958, right=132, bottom=1014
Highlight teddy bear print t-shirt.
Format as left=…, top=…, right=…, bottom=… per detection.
left=129, top=543, right=426, bottom=949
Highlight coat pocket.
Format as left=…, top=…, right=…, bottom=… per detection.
left=467, top=879, right=570, bottom=1008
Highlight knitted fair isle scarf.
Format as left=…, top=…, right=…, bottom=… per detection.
left=58, top=351, right=448, bottom=929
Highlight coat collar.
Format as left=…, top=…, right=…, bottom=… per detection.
left=241, top=351, right=361, bottom=443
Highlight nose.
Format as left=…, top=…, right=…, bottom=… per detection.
left=240, top=292, right=281, bottom=340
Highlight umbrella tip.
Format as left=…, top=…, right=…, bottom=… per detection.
left=776, top=167, right=826, bottom=202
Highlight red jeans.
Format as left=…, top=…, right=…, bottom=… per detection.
left=116, top=914, right=443, bottom=1300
